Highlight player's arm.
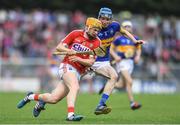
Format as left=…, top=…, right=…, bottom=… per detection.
left=56, top=42, right=71, bottom=52
left=120, top=27, right=145, bottom=44
left=55, top=31, right=77, bottom=55
left=134, top=45, right=142, bottom=64
left=55, top=43, right=76, bottom=56
left=110, top=43, right=121, bottom=62
left=69, top=55, right=96, bottom=67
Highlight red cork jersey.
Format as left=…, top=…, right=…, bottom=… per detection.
left=61, top=30, right=101, bottom=74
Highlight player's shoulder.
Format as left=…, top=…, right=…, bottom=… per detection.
left=109, top=21, right=120, bottom=32
left=116, top=35, right=125, bottom=40
left=113, top=35, right=123, bottom=44
left=110, top=21, right=120, bottom=27
left=70, top=29, right=84, bottom=35
left=68, top=29, right=84, bottom=37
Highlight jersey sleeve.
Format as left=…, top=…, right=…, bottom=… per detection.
left=61, top=30, right=80, bottom=46
left=135, top=36, right=139, bottom=40
left=113, top=37, right=120, bottom=46
left=111, top=21, right=125, bottom=34
left=112, top=21, right=120, bottom=33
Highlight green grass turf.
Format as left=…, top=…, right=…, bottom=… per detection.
left=0, top=92, right=180, bottom=124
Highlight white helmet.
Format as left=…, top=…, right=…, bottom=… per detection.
left=122, top=20, right=133, bottom=27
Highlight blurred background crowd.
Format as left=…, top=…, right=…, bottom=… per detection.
left=0, top=0, right=180, bottom=93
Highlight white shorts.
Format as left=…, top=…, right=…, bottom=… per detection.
left=91, top=61, right=111, bottom=70
left=50, top=66, right=59, bottom=77
left=58, top=63, right=81, bottom=81
left=116, top=59, right=134, bottom=74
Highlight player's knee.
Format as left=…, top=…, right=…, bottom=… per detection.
left=51, top=96, right=60, bottom=104
left=110, top=73, right=118, bottom=82
left=115, top=82, right=124, bottom=88
left=70, top=84, right=80, bottom=92
left=74, top=85, right=80, bottom=92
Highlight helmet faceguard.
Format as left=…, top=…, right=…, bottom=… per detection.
left=85, top=17, right=102, bottom=39
left=121, top=20, right=133, bottom=33
left=122, top=20, right=133, bottom=27
left=86, top=17, right=102, bottom=29
left=98, top=7, right=113, bottom=19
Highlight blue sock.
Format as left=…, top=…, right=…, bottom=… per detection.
left=98, top=93, right=109, bottom=106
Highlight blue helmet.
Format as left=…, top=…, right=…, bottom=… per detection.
left=98, top=7, right=113, bottom=19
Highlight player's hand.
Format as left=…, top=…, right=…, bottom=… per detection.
left=136, top=40, right=146, bottom=44
left=68, top=56, right=82, bottom=62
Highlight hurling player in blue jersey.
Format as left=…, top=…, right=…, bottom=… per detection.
left=92, top=7, right=145, bottom=115
left=111, top=20, right=142, bottom=110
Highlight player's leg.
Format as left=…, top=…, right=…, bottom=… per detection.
left=33, top=81, right=69, bottom=117
left=98, top=84, right=105, bottom=95
left=99, top=71, right=127, bottom=94
left=96, top=65, right=118, bottom=94
left=98, top=63, right=126, bottom=95
left=94, top=65, right=118, bottom=115
left=17, top=63, right=70, bottom=117
left=17, top=81, right=69, bottom=107
left=98, top=76, right=125, bottom=94
left=115, top=59, right=141, bottom=110
left=115, top=75, right=126, bottom=88
left=31, top=63, right=74, bottom=117
left=37, top=82, right=69, bottom=103
left=121, top=70, right=141, bottom=110
left=121, top=70, right=134, bottom=102
left=17, top=81, right=69, bottom=117
left=63, top=71, right=83, bottom=121
left=114, top=61, right=126, bottom=89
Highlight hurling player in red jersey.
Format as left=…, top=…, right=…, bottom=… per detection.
left=17, top=17, right=102, bottom=121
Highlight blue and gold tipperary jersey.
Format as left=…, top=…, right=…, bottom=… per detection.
left=96, top=21, right=120, bottom=61
left=112, top=35, right=141, bottom=59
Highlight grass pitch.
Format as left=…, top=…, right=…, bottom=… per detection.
left=0, top=92, right=180, bottom=124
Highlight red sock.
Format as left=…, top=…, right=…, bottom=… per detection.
left=68, top=107, right=74, bottom=113
left=34, top=94, right=39, bottom=101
